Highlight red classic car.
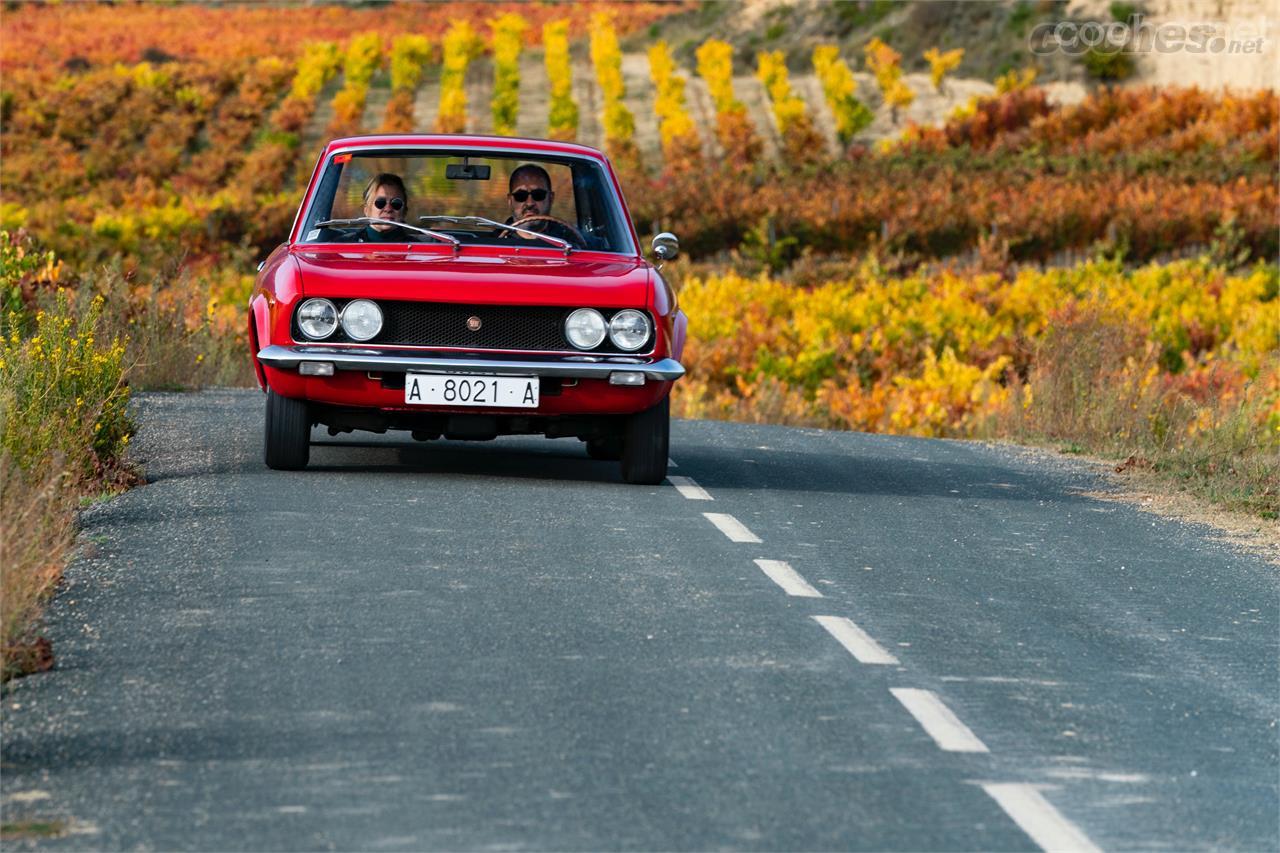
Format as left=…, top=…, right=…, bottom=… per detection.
left=249, top=135, right=686, bottom=484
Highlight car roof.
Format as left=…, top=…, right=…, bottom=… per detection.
left=322, top=134, right=610, bottom=162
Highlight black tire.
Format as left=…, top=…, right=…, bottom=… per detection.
left=620, top=395, right=669, bottom=485
left=586, top=435, right=624, bottom=461
left=264, top=389, right=311, bottom=470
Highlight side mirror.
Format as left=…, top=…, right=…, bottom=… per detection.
left=651, top=232, right=679, bottom=263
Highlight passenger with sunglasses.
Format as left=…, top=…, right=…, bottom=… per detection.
left=352, top=172, right=410, bottom=242
left=499, top=164, right=584, bottom=248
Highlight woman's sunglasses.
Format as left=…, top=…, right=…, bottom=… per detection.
left=511, top=189, right=548, bottom=203
left=373, top=196, right=404, bottom=211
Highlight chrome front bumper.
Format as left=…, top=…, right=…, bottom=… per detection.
left=257, top=345, right=686, bottom=381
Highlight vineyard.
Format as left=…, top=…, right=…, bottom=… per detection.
left=2, top=3, right=1276, bottom=267
left=1, top=0, right=1277, bottom=669
left=675, top=257, right=1278, bottom=507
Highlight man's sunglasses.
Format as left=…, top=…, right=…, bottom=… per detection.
left=510, top=189, right=548, bottom=203
left=373, top=197, right=404, bottom=211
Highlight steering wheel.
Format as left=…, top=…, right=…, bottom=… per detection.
left=502, top=215, right=586, bottom=248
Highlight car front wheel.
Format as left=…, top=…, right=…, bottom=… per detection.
left=620, top=395, right=669, bottom=485
left=264, top=389, right=311, bottom=470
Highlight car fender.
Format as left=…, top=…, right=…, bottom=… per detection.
left=249, top=299, right=268, bottom=390
left=251, top=250, right=305, bottom=396
left=648, top=267, right=686, bottom=363
left=670, top=309, right=688, bottom=363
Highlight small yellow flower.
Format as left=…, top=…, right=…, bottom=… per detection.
left=196, top=353, right=204, bottom=363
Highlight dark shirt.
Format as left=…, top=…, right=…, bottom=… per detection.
left=500, top=216, right=581, bottom=246
left=358, top=224, right=407, bottom=243
left=319, top=223, right=409, bottom=244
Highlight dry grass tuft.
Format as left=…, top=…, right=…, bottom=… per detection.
left=0, top=455, right=74, bottom=680
left=1011, top=305, right=1279, bottom=518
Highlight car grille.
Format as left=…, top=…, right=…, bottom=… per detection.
left=373, top=302, right=647, bottom=354
left=379, top=302, right=567, bottom=350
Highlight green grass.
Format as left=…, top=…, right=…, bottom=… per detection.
left=1, top=820, right=67, bottom=839
left=1008, top=1, right=1035, bottom=35
left=834, top=0, right=895, bottom=30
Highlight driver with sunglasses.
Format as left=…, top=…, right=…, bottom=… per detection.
left=499, top=164, right=584, bottom=247
left=348, top=172, right=410, bottom=242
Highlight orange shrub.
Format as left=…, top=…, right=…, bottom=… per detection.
left=695, top=39, right=760, bottom=167
left=1, top=3, right=685, bottom=72
left=674, top=257, right=1278, bottom=446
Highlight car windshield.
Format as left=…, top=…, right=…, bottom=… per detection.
left=298, top=150, right=634, bottom=254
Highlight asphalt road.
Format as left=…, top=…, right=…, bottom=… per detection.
left=2, top=389, right=1277, bottom=851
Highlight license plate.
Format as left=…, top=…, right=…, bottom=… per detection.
left=404, top=373, right=539, bottom=408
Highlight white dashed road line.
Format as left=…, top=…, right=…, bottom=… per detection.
left=702, top=513, right=762, bottom=543
left=754, top=559, right=823, bottom=597
left=981, top=783, right=1101, bottom=853
left=812, top=615, right=900, bottom=665
left=890, top=688, right=989, bottom=753
left=668, top=476, right=713, bottom=501
left=673, top=455, right=1099, bottom=853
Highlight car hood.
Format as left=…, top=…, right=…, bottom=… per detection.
left=291, top=248, right=651, bottom=308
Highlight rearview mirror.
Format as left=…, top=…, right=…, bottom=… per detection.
left=446, top=163, right=491, bottom=181
left=652, top=232, right=679, bottom=262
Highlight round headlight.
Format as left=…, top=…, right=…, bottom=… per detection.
left=565, top=308, right=606, bottom=350
left=608, top=309, right=651, bottom=352
left=297, top=298, right=338, bottom=340
left=341, top=299, right=383, bottom=342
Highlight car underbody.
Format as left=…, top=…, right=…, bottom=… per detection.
left=313, top=404, right=626, bottom=444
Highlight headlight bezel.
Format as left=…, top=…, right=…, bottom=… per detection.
left=296, top=298, right=339, bottom=341
left=565, top=308, right=607, bottom=350
left=607, top=309, right=652, bottom=352
left=340, top=299, right=383, bottom=342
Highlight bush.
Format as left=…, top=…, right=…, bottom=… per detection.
left=328, top=32, right=384, bottom=136
left=648, top=41, right=701, bottom=165
left=756, top=50, right=824, bottom=163
left=435, top=21, right=481, bottom=134
left=1, top=291, right=132, bottom=484
left=590, top=11, right=638, bottom=160
left=813, top=45, right=873, bottom=146
left=864, top=37, right=913, bottom=121
left=0, top=235, right=139, bottom=680
left=543, top=19, right=578, bottom=140
left=673, top=255, right=1278, bottom=480
left=696, top=39, right=759, bottom=166
left=0, top=281, right=135, bottom=679
left=489, top=14, right=527, bottom=136
left=1083, top=46, right=1135, bottom=81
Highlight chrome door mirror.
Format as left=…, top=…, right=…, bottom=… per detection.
left=651, top=232, right=679, bottom=263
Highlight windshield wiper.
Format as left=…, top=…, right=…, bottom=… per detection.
left=419, top=215, right=573, bottom=255
left=314, top=217, right=461, bottom=250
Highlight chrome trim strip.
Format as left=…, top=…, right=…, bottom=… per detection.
left=257, top=345, right=685, bottom=381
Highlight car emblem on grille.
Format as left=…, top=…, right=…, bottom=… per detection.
left=466, top=316, right=482, bottom=332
